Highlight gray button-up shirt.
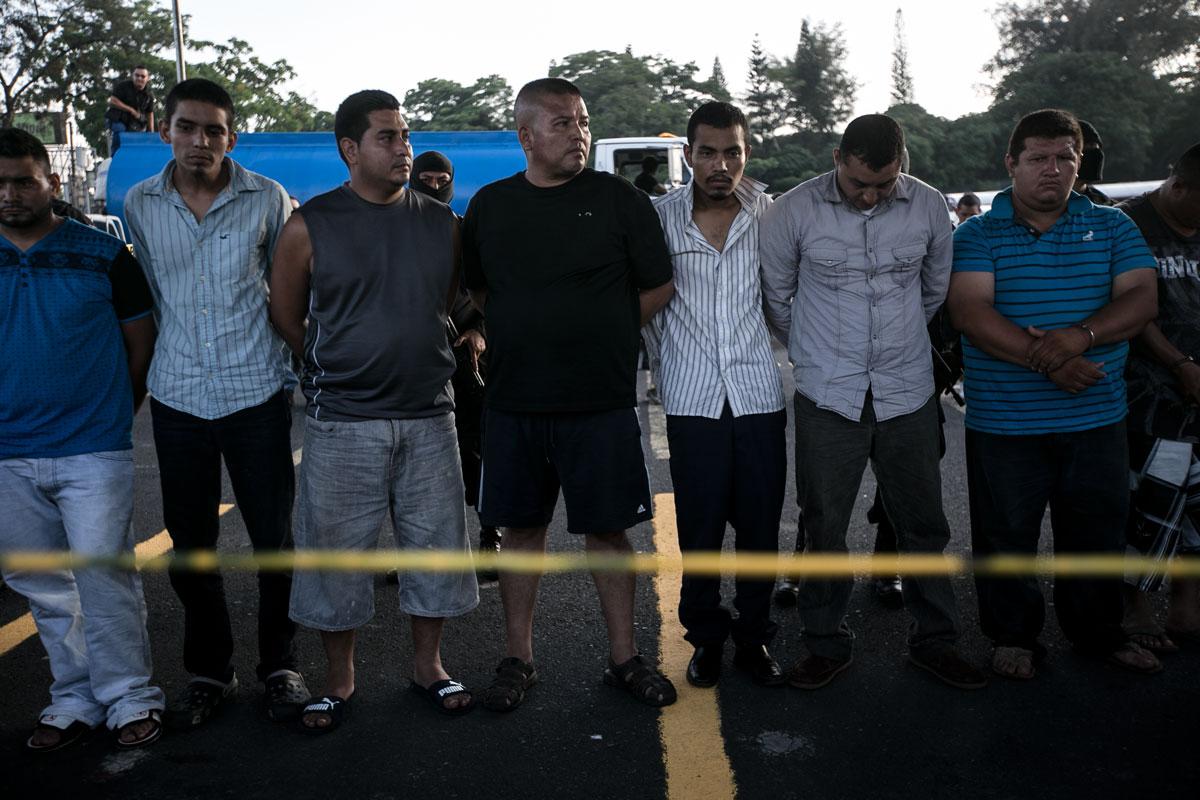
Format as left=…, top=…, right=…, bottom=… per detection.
left=759, top=169, right=953, bottom=422
left=125, top=158, right=291, bottom=420
left=645, top=177, right=784, bottom=419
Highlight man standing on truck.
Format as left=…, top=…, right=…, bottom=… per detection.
left=643, top=101, right=787, bottom=689
left=462, top=77, right=677, bottom=711
left=125, top=78, right=308, bottom=729
left=105, top=65, right=155, bottom=155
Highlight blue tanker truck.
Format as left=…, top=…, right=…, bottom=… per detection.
left=100, top=130, right=690, bottom=222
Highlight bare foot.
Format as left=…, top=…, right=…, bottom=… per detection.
left=991, top=646, right=1035, bottom=680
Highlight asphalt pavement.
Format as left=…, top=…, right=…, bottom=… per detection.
left=2, top=357, right=1198, bottom=799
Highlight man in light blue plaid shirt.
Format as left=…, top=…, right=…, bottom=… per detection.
left=125, top=78, right=307, bottom=729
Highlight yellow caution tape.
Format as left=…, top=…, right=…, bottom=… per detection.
left=1, top=549, right=1198, bottom=578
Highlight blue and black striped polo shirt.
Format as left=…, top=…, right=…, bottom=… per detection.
left=1, top=219, right=154, bottom=458
left=952, top=188, right=1155, bottom=435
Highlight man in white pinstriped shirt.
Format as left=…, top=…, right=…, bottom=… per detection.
left=644, top=102, right=788, bottom=689
left=125, top=79, right=308, bottom=729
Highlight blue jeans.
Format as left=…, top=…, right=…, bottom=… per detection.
left=106, top=120, right=127, bottom=154
left=0, top=451, right=165, bottom=729
left=289, top=414, right=479, bottom=630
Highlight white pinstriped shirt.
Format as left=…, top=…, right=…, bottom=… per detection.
left=125, top=158, right=291, bottom=420
left=645, top=178, right=785, bottom=419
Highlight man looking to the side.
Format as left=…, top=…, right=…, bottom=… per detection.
left=761, top=114, right=986, bottom=691
left=462, top=77, right=676, bottom=711
left=1118, top=142, right=1200, bottom=654
left=125, top=78, right=306, bottom=728
left=949, top=108, right=1160, bottom=680
left=272, top=90, right=479, bottom=732
left=105, top=65, right=155, bottom=155
left=0, top=127, right=164, bottom=750
left=645, top=101, right=786, bottom=688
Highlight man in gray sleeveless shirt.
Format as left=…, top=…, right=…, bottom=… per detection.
left=269, top=90, right=479, bottom=731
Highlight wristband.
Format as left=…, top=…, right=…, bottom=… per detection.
left=1075, top=322, right=1095, bottom=349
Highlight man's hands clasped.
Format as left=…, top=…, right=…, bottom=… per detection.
left=1026, top=325, right=1105, bottom=394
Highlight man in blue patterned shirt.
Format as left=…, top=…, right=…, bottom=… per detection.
left=1, top=127, right=164, bottom=750
left=949, top=109, right=1161, bottom=680
left=125, top=79, right=306, bottom=727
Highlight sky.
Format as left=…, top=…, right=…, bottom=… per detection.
left=177, top=0, right=1004, bottom=124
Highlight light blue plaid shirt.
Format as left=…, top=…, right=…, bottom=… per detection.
left=125, top=158, right=291, bottom=420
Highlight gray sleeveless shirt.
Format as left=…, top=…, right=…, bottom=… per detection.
left=299, top=185, right=457, bottom=420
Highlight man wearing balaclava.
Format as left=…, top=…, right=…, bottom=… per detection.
left=408, top=151, right=503, bottom=580
left=1075, top=120, right=1113, bottom=206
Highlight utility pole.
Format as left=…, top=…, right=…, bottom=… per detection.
left=172, top=0, right=187, bottom=82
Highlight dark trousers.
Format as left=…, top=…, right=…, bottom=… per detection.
left=666, top=406, right=785, bottom=648
left=150, top=391, right=298, bottom=682
left=966, top=422, right=1127, bottom=656
left=793, top=392, right=960, bottom=660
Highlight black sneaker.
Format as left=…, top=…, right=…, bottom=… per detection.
left=168, top=673, right=238, bottom=730
left=263, top=670, right=309, bottom=722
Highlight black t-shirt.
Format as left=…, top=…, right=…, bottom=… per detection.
left=105, top=80, right=154, bottom=130
left=1121, top=193, right=1200, bottom=440
left=462, top=168, right=672, bottom=413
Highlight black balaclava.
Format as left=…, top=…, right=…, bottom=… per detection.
left=410, top=150, right=455, bottom=204
left=1077, top=120, right=1105, bottom=184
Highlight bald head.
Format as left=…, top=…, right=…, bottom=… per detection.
left=514, top=78, right=582, bottom=129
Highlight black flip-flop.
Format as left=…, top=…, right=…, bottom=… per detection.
left=115, top=709, right=164, bottom=749
left=298, top=694, right=351, bottom=735
left=27, top=719, right=94, bottom=753
left=410, top=679, right=475, bottom=716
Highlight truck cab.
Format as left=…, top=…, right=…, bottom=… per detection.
left=594, top=135, right=690, bottom=191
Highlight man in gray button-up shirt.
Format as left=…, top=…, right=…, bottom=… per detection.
left=760, top=114, right=984, bottom=691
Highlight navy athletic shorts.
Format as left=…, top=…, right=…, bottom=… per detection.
left=477, top=407, right=653, bottom=534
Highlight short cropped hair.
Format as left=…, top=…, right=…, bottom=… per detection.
left=838, top=115, right=905, bottom=171
left=1169, top=142, right=1200, bottom=187
left=334, top=90, right=401, bottom=166
left=1007, top=109, right=1083, bottom=161
left=641, top=156, right=658, bottom=172
left=132, top=64, right=149, bottom=73
left=164, top=78, right=235, bottom=129
left=0, top=127, right=52, bottom=175
left=957, top=192, right=981, bottom=208
left=514, top=78, right=581, bottom=128
left=686, top=102, right=749, bottom=146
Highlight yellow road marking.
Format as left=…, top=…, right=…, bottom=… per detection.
left=653, top=493, right=738, bottom=800
left=0, top=504, right=234, bottom=658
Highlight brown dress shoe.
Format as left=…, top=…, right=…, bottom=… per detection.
left=787, top=653, right=852, bottom=689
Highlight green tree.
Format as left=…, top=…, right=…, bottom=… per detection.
left=780, top=20, right=858, bottom=133
left=167, top=37, right=329, bottom=133
left=702, top=57, right=732, bottom=103
left=991, top=0, right=1200, bottom=76
left=550, top=49, right=716, bottom=140
left=1, top=0, right=174, bottom=133
left=890, top=9, right=914, bottom=105
left=403, top=75, right=513, bottom=130
left=990, top=51, right=1165, bottom=180
left=743, top=35, right=787, bottom=148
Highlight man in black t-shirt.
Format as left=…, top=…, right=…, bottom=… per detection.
left=105, top=65, right=155, bottom=155
left=1119, top=142, right=1200, bottom=652
left=634, top=155, right=666, bottom=195
left=462, top=77, right=676, bottom=711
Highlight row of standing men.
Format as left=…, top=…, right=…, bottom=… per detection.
left=3, top=75, right=1199, bottom=750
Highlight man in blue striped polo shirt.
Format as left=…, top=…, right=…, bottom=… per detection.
left=646, top=102, right=787, bottom=689
left=125, top=78, right=307, bottom=727
left=949, top=108, right=1161, bottom=680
